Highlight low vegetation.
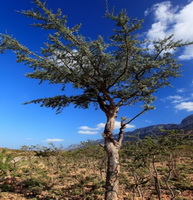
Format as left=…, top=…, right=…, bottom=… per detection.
left=0, top=130, right=193, bottom=200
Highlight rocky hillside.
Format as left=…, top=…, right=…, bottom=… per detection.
left=178, top=114, right=193, bottom=129
left=124, top=114, right=193, bottom=140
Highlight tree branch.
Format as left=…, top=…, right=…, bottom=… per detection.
left=117, top=108, right=148, bottom=145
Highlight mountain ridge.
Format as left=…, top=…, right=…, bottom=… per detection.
left=65, top=114, right=193, bottom=150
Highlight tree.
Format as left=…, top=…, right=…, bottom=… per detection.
left=0, top=1, right=192, bottom=199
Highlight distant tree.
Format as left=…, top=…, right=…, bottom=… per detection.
left=0, top=1, right=192, bottom=199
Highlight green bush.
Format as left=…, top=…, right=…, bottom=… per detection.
left=23, top=178, right=47, bottom=196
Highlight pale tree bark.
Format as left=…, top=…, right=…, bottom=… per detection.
left=102, top=106, right=123, bottom=200
left=102, top=105, right=147, bottom=200
left=105, top=139, right=120, bottom=200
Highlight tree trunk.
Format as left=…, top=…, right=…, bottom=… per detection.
left=103, top=112, right=121, bottom=200
left=105, top=140, right=120, bottom=200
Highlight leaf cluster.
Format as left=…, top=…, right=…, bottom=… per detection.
left=0, top=0, right=192, bottom=113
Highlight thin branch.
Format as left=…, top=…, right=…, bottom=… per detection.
left=118, top=108, right=148, bottom=145
left=154, top=48, right=164, bottom=60
left=107, top=25, right=130, bottom=90
left=125, top=108, right=147, bottom=125
left=29, top=51, right=68, bottom=77
left=117, top=91, right=139, bottom=107
left=118, top=119, right=127, bottom=145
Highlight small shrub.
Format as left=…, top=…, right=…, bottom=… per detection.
left=175, top=197, right=189, bottom=200
left=23, top=178, right=47, bottom=196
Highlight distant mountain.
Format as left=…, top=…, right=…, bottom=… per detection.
left=64, top=143, right=83, bottom=151
left=65, top=114, right=193, bottom=150
left=178, top=114, right=193, bottom=130
left=122, top=123, right=177, bottom=141
left=123, top=114, right=193, bottom=140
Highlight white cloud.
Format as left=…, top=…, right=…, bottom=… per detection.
left=78, top=126, right=96, bottom=131
left=96, top=123, right=106, bottom=129
left=78, top=123, right=105, bottom=134
left=166, top=95, right=183, bottom=103
left=127, top=124, right=136, bottom=129
left=164, top=89, right=193, bottom=112
left=78, top=130, right=98, bottom=134
left=178, top=45, right=193, bottom=60
left=177, top=88, right=185, bottom=93
left=114, top=121, right=135, bottom=129
left=146, top=1, right=193, bottom=60
left=78, top=123, right=105, bottom=131
left=114, top=121, right=121, bottom=130
left=44, top=138, right=64, bottom=143
left=78, top=121, right=135, bottom=134
left=146, top=2, right=176, bottom=40
left=175, top=102, right=193, bottom=111
left=165, top=95, right=191, bottom=103
left=167, top=95, right=182, bottom=100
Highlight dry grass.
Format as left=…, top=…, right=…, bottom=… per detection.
left=0, top=145, right=192, bottom=200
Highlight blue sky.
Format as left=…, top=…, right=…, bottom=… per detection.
left=0, top=0, right=193, bottom=149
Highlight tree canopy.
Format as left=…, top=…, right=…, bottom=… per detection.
left=0, top=0, right=191, bottom=117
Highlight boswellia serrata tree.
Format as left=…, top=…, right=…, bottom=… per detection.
left=0, top=1, right=192, bottom=199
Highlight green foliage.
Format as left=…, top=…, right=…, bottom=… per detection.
left=0, top=149, right=14, bottom=177
left=0, top=0, right=192, bottom=114
left=23, top=177, right=47, bottom=196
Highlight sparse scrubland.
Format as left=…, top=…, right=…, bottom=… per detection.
left=0, top=130, right=193, bottom=200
